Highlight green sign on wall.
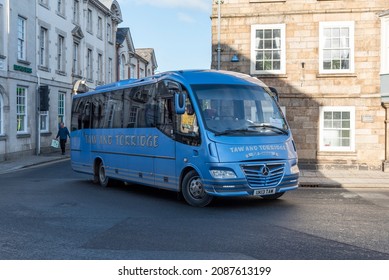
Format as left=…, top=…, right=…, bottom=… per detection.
left=14, top=64, right=32, bottom=73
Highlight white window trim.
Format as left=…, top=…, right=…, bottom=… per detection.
left=381, top=16, right=389, bottom=74
left=58, top=92, right=65, bottom=124
left=87, top=8, right=93, bottom=34
left=57, top=0, right=65, bottom=17
left=17, top=16, right=26, bottom=61
left=319, top=106, right=355, bottom=152
left=73, top=0, right=80, bottom=25
left=40, top=111, right=49, bottom=132
left=97, top=53, right=103, bottom=82
left=57, top=34, right=66, bottom=73
left=39, top=26, right=48, bottom=67
left=319, top=21, right=355, bottom=74
left=87, top=48, right=93, bottom=81
left=73, top=42, right=80, bottom=76
left=250, top=23, right=286, bottom=75
left=16, top=86, right=28, bottom=134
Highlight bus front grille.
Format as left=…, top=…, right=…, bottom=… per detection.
left=241, top=163, right=285, bottom=188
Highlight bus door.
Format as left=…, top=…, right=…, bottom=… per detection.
left=154, top=81, right=178, bottom=190
left=70, top=97, right=93, bottom=173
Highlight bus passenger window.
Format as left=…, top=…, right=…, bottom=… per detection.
left=176, top=97, right=200, bottom=146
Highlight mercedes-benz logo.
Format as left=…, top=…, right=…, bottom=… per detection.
left=261, top=166, right=270, bottom=176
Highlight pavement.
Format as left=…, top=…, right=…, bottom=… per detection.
left=0, top=153, right=388, bottom=188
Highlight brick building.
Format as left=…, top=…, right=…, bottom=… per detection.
left=211, top=0, right=389, bottom=171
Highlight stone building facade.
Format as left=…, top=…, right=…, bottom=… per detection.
left=211, top=0, right=389, bottom=171
left=0, top=0, right=157, bottom=161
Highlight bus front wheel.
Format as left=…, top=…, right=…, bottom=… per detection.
left=182, top=170, right=213, bottom=207
left=97, top=162, right=110, bottom=188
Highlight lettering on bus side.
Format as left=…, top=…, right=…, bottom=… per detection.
left=229, top=144, right=286, bottom=153
left=84, top=133, right=159, bottom=148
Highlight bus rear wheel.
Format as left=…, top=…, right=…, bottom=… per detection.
left=182, top=170, right=213, bottom=207
left=97, top=161, right=110, bottom=188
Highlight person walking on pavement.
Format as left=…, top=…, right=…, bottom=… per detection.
left=56, top=122, right=70, bottom=155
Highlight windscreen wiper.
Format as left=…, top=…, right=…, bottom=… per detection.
left=215, top=128, right=255, bottom=136
left=248, top=124, right=288, bottom=135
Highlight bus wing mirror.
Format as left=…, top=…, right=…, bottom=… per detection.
left=175, top=92, right=186, bottom=114
left=269, top=87, right=279, bottom=102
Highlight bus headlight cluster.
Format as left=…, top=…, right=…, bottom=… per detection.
left=210, top=169, right=237, bottom=179
left=291, top=164, right=299, bottom=174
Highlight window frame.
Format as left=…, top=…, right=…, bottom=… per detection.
left=250, top=23, right=286, bottom=75
left=97, top=16, right=103, bottom=39
left=40, top=111, right=49, bottom=132
left=57, top=0, right=65, bottom=17
left=319, top=21, right=355, bottom=74
left=107, top=23, right=112, bottom=43
left=39, top=26, right=48, bottom=68
left=381, top=16, right=389, bottom=74
left=87, top=48, right=93, bottom=81
left=16, top=86, right=28, bottom=133
left=17, top=16, right=27, bottom=61
left=73, top=0, right=80, bottom=25
left=57, top=34, right=65, bottom=72
left=87, top=8, right=93, bottom=34
left=72, top=41, right=80, bottom=76
left=97, top=52, right=103, bottom=83
left=319, top=106, right=355, bottom=152
left=108, top=57, right=113, bottom=83
left=58, top=91, right=65, bottom=124
left=120, top=54, right=126, bottom=80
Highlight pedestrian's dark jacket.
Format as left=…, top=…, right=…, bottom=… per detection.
left=56, top=126, right=70, bottom=140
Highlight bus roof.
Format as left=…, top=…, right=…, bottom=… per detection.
left=74, top=70, right=268, bottom=98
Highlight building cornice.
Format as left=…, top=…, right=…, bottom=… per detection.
left=211, top=8, right=387, bottom=19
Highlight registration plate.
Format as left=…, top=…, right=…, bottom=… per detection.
left=253, top=188, right=276, bottom=196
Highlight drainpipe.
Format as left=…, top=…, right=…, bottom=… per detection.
left=36, top=2, right=40, bottom=156
left=383, top=102, right=389, bottom=172
left=216, top=0, right=222, bottom=70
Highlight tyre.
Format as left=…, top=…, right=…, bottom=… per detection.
left=97, top=161, right=111, bottom=187
left=261, top=192, right=285, bottom=200
left=181, top=170, right=213, bottom=207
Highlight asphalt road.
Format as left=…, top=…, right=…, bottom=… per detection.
left=0, top=160, right=388, bottom=260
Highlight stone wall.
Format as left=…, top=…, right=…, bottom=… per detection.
left=212, top=0, right=388, bottom=170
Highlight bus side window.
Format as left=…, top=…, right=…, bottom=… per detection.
left=156, top=81, right=174, bottom=137
left=175, top=94, right=200, bottom=146
left=82, top=101, right=91, bottom=129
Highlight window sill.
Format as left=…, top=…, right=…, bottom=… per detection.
left=17, top=59, right=31, bottom=66
left=317, top=73, right=357, bottom=78
left=0, top=135, right=7, bottom=141
left=254, top=74, right=288, bottom=79
left=72, top=73, right=82, bottom=79
left=38, top=65, right=50, bottom=72
left=249, top=0, right=285, bottom=2
left=16, top=133, right=31, bottom=139
left=317, top=151, right=357, bottom=158
left=55, top=70, right=67, bottom=76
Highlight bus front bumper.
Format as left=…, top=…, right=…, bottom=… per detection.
left=203, top=174, right=299, bottom=197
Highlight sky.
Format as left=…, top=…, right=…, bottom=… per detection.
left=116, top=0, right=213, bottom=73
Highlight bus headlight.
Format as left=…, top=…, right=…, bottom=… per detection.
left=291, top=164, right=300, bottom=174
left=210, top=169, right=237, bottom=179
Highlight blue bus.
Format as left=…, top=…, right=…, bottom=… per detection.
left=70, top=70, right=299, bottom=207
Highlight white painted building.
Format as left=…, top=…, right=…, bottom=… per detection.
left=0, top=0, right=158, bottom=161
left=116, top=28, right=158, bottom=80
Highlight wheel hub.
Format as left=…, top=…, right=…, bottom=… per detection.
left=189, top=178, right=204, bottom=198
